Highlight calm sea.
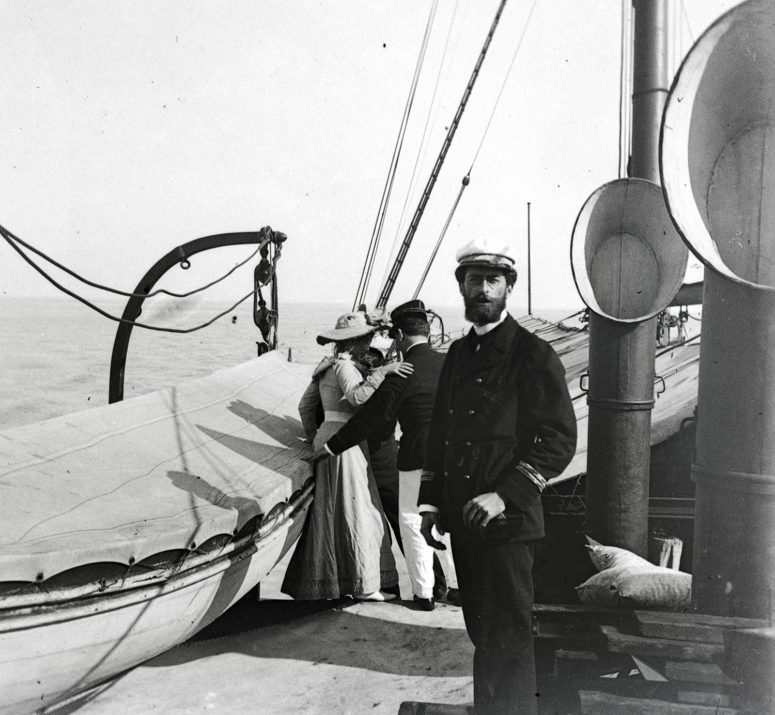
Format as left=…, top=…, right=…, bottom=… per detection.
left=0, top=296, right=578, bottom=431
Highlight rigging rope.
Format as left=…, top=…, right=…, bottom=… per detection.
left=679, top=0, right=694, bottom=43
left=375, top=0, right=510, bottom=310
left=618, top=0, right=633, bottom=178
left=378, top=0, right=464, bottom=294
left=412, top=173, right=469, bottom=299
left=410, top=0, right=538, bottom=299
left=1, top=225, right=255, bottom=333
left=465, top=0, right=538, bottom=171
left=0, top=224, right=261, bottom=300
left=352, top=0, right=440, bottom=311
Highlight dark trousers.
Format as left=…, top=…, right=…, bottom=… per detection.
left=369, top=437, right=446, bottom=593
left=451, top=533, right=537, bottom=715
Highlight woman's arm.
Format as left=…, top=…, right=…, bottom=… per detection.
left=335, top=358, right=383, bottom=406
left=297, top=379, right=322, bottom=441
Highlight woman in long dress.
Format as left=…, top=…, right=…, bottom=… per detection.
left=282, top=311, right=412, bottom=600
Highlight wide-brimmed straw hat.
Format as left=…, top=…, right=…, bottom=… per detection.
left=316, top=311, right=377, bottom=345
left=454, top=238, right=517, bottom=282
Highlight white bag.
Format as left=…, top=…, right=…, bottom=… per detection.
left=576, top=536, right=692, bottom=610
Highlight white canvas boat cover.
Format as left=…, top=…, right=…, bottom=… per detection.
left=518, top=317, right=700, bottom=487
left=0, top=351, right=314, bottom=584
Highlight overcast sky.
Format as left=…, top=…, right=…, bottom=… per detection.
left=0, top=0, right=738, bottom=314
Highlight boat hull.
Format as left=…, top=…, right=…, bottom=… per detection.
left=0, top=486, right=311, bottom=715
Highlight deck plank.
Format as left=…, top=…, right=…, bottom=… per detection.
left=599, top=625, right=724, bottom=662
left=579, top=689, right=739, bottom=714
left=635, top=611, right=767, bottom=644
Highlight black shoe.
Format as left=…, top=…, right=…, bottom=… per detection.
left=432, top=584, right=448, bottom=601
left=443, top=588, right=461, bottom=606
left=413, top=595, right=435, bottom=611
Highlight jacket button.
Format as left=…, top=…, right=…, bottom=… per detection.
left=468, top=409, right=475, bottom=415
left=475, top=378, right=483, bottom=384
left=465, top=441, right=471, bottom=447
left=444, top=440, right=449, bottom=446
left=448, top=409, right=454, bottom=415
left=463, top=474, right=470, bottom=480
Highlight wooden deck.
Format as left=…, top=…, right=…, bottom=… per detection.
left=532, top=604, right=772, bottom=714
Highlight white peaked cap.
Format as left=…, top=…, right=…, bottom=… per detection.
left=454, top=238, right=517, bottom=279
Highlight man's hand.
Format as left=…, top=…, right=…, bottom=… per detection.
left=462, top=492, right=506, bottom=530
left=419, top=512, right=447, bottom=550
left=304, top=446, right=329, bottom=464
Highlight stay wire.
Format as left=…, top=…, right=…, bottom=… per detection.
left=412, top=172, right=468, bottom=299
left=352, top=0, right=440, bottom=310
left=466, top=0, right=538, bottom=172
left=679, top=0, right=694, bottom=42
left=0, top=224, right=261, bottom=300
left=358, top=0, right=439, bottom=308
left=379, top=0, right=463, bottom=292
left=2, top=227, right=254, bottom=333
left=618, top=0, right=633, bottom=178
left=413, top=0, right=537, bottom=295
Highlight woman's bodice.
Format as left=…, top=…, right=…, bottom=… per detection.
left=298, top=355, right=384, bottom=449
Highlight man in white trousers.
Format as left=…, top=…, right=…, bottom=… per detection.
left=317, top=300, right=457, bottom=609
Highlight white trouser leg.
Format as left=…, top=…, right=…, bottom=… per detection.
left=436, top=533, right=457, bottom=590
left=398, top=469, right=435, bottom=599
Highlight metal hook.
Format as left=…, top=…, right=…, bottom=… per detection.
left=175, top=246, right=191, bottom=269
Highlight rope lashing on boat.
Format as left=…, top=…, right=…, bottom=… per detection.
left=0, top=222, right=264, bottom=300
left=351, top=0, right=440, bottom=311
left=531, top=309, right=587, bottom=333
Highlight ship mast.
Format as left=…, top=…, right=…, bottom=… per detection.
left=374, top=0, right=508, bottom=311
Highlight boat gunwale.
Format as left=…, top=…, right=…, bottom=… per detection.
left=0, top=482, right=313, bottom=625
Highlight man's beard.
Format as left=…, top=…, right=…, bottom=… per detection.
left=464, top=293, right=507, bottom=326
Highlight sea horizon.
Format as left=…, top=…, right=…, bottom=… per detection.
left=0, top=295, right=584, bottom=431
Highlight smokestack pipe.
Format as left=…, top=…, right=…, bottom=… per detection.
left=661, top=0, right=775, bottom=618
left=582, top=0, right=671, bottom=555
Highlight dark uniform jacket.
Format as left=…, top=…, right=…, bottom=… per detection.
left=418, top=314, right=576, bottom=540
left=327, top=342, right=444, bottom=471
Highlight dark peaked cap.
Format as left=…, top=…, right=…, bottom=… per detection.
left=388, top=299, right=430, bottom=337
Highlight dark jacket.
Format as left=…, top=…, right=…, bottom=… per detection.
left=327, top=342, right=445, bottom=471
left=418, top=314, right=576, bottom=540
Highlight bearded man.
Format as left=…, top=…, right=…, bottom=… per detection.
left=418, top=238, right=576, bottom=715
